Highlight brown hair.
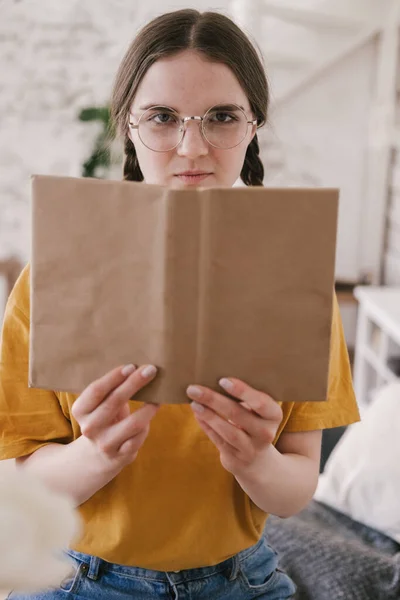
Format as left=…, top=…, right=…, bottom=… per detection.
left=110, top=9, right=269, bottom=186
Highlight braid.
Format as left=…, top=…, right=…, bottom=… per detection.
left=123, top=137, right=144, bottom=182
left=240, top=134, right=264, bottom=186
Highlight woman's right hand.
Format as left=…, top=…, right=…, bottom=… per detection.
left=71, top=363, right=160, bottom=472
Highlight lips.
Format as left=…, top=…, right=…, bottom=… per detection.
left=174, top=171, right=213, bottom=185
left=176, top=171, right=210, bottom=176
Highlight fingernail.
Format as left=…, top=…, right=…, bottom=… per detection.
left=219, top=378, right=234, bottom=392
left=122, top=364, right=136, bottom=376
left=141, top=365, right=157, bottom=378
left=187, top=385, right=203, bottom=399
left=191, top=401, right=205, bottom=413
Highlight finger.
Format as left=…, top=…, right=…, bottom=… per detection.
left=194, top=415, right=228, bottom=452
left=72, top=364, right=137, bottom=419
left=96, top=403, right=160, bottom=458
left=113, top=403, right=131, bottom=424
left=79, top=365, right=157, bottom=438
left=118, top=428, right=149, bottom=460
left=192, top=402, right=253, bottom=452
left=187, top=385, right=271, bottom=440
left=219, top=378, right=283, bottom=422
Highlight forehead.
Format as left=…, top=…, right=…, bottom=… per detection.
left=131, top=50, right=251, bottom=114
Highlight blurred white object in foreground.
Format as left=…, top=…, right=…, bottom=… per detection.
left=0, top=469, right=80, bottom=594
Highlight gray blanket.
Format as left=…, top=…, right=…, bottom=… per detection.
left=264, top=500, right=400, bottom=600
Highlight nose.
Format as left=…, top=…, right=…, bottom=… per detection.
left=176, top=120, right=209, bottom=159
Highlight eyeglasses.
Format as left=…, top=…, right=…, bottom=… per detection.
left=129, top=103, right=258, bottom=152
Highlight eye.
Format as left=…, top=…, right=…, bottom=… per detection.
left=209, top=111, right=238, bottom=124
left=148, top=112, right=178, bottom=125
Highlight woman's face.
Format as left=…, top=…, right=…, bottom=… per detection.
left=129, top=50, right=257, bottom=188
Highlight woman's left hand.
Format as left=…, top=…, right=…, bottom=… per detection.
left=186, top=378, right=283, bottom=476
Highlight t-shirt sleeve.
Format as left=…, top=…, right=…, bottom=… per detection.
left=282, top=293, right=360, bottom=432
left=0, top=265, right=73, bottom=460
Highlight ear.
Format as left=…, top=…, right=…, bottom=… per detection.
left=249, top=123, right=257, bottom=144
left=126, top=111, right=136, bottom=145
left=126, top=131, right=138, bottom=157
left=127, top=126, right=135, bottom=146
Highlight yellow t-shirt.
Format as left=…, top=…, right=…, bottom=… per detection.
left=0, top=265, right=360, bottom=570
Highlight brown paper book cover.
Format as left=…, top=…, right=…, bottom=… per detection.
left=29, top=175, right=338, bottom=404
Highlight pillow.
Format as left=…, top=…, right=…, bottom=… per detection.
left=315, top=382, right=400, bottom=543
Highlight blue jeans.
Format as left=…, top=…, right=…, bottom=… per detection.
left=8, top=537, right=296, bottom=599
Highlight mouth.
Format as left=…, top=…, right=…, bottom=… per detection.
left=174, top=171, right=213, bottom=185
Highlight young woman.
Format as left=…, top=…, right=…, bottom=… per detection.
left=0, top=9, right=360, bottom=600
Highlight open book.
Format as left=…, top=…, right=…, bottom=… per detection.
left=29, top=175, right=338, bottom=404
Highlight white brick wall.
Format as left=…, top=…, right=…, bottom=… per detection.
left=0, top=0, right=230, bottom=263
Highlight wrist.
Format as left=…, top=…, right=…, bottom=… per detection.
left=234, top=444, right=276, bottom=485
left=72, top=435, right=123, bottom=479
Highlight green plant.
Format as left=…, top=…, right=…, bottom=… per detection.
left=78, top=106, right=115, bottom=178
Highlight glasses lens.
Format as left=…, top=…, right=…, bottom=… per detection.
left=203, top=105, right=249, bottom=149
left=138, top=107, right=181, bottom=151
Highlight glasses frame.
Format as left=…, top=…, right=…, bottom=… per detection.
left=128, top=103, right=259, bottom=152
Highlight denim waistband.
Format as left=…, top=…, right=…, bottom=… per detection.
left=66, top=536, right=266, bottom=585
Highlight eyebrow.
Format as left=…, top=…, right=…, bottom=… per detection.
left=137, top=103, right=247, bottom=112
